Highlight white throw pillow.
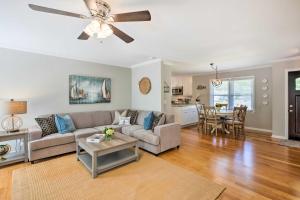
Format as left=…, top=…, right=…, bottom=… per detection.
left=112, top=110, right=127, bottom=125
left=119, top=117, right=131, bottom=126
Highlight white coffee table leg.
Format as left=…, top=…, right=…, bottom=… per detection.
left=135, top=144, right=139, bottom=161
left=92, top=152, right=97, bottom=178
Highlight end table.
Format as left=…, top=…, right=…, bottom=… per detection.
left=0, top=129, right=28, bottom=167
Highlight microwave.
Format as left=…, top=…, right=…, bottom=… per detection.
left=172, top=86, right=183, bottom=96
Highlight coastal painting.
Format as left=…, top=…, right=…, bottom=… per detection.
left=69, top=75, right=111, bottom=104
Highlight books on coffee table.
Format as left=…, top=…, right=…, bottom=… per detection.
left=86, top=134, right=105, bottom=143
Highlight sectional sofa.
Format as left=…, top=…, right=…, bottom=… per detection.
left=28, top=110, right=181, bottom=162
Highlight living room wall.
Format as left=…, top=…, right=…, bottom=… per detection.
left=0, top=47, right=132, bottom=129
left=131, top=59, right=162, bottom=112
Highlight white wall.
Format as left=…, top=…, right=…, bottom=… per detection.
left=131, top=59, right=162, bottom=112
left=0, top=48, right=132, bottom=129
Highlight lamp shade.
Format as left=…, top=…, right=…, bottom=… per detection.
left=0, top=100, right=27, bottom=115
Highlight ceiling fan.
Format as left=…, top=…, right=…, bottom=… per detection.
left=28, top=0, right=151, bottom=43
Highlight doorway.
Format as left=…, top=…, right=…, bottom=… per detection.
left=288, top=71, right=300, bottom=140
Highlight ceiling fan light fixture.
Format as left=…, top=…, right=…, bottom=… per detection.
left=84, top=20, right=100, bottom=36
left=96, top=23, right=113, bottom=38
left=84, top=20, right=113, bottom=38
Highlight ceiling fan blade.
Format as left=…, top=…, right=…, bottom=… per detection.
left=83, top=0, right=98, bottom=15
left=112, top=10, right=151, bottom=22
left=28, top=4, right=88, bottom=19
left=108, top=25, right=134, bottom=43
left=78, top=31, right=90, bottom=40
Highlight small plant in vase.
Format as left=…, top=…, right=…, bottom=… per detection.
left=215, top=103, right=222, bottom=112
left=104, top=128, right=114, bottom=141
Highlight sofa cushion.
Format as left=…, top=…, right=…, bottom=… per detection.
left=54, top=114, right=76, bottom=134
left=35, top=115, right=58, bottom=137
left=152, top=114, right=166, bottom=131
left=122, top=125, right=143, bottom=136
left=69, top=112, right=93, bottom=129
left=136, top=111, right=151, bottom=126
left=29, top=133, right=75, bottom=151
left=144, top=112, right=154, bottom=130
left=94, top=125, right=122, bottom=132
left=112, top=110, right=127, bottom=125
left=132, top=129, right=160, bottom=146
left=73, top=128, right=99, bottom=139
left=127, top=110, right=138, bottom=125
left=91, top=111, right=112, bottom=127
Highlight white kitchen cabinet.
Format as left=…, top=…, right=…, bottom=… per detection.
left=173, top=105, right=198, bottom=126
left=172, top=76, right=193, bottom=96
left=183, top=76, right=193, bottom=96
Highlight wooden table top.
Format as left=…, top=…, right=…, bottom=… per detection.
left=78, top=132, right=138, bottom=153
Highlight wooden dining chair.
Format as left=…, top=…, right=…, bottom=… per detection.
left=225, top=106, right=248, bottom=139
left=195, top=103, right=205, bottom=132
left=204, top=106, right=223, bottom=136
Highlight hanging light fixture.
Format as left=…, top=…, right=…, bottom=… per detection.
left=84, top=20, right=113, bottom=39
left=210, top=63, right=222, bottom=88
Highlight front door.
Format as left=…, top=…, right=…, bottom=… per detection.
left=288, top=71, right=300, bottom=140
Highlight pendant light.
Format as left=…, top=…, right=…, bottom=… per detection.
left=210, top=63, right=222, bottom=88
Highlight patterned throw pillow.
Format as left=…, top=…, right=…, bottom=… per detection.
left=35, top=115, right=58, bottom=137
left=127, top=110, right=138, bottom=125
left=152, top=114, right=166, bottom=131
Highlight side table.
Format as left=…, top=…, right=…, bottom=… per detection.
left=0, top=129, right=28, bottom=167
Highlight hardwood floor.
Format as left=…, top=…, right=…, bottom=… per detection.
left=1, top=127, right=300, bottom=200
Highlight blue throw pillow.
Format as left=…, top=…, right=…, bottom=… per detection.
left=55, top=114, right=76, bottom=134
left=144, top=112, right=154, bottom=130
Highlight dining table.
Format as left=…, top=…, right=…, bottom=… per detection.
left=216, top=110, right=233, bottom=134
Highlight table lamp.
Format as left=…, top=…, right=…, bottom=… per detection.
left=0, top=99, right=27, bottom=132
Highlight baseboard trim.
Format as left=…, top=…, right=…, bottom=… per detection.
left=271, top=135, right=287, bottom=140
left=245, top=127, right=272, bottom=133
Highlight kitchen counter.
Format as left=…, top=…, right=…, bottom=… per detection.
left=171, top=104, right=195, bottom=107
left=171, top=105, right=198, bottom=126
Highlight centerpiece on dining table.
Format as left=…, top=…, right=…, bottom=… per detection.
left=103, top=127, right=115, bottom=141
left=215, top=103, right=222, bottom=112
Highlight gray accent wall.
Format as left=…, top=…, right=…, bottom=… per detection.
left=272, top=59, right=300, bottom=138
left=0, top=47, right=132, bottom=129
left=192, top=67, right=272, bottom=131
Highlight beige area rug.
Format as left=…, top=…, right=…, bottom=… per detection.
left=279, top=140, right=300, bottom=148
left=12, top=153, right=225, bottom=200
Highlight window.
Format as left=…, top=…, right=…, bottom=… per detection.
left=210, top=77, right=255, bottom=110
left=296, top=78, right=300, bottom=90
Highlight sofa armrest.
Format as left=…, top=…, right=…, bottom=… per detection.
left=154, top=123, right=181, bottom=152
left=28, top=126, right=43, bottom=141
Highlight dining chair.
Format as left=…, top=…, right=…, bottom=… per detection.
left=225, top=106, right=248, bottom=139
left=195, top=103, right=205, bottom=132
left=204, top=106, right=223, bottom=136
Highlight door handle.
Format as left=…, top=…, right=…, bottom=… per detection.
left=289, top=110, right=293, bottom=113
left=289, top=105, right=294, bottom=108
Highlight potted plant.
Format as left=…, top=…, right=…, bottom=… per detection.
left=215, top=103, right=222, bottom=112
left=103, top=128, right=115, bottom=141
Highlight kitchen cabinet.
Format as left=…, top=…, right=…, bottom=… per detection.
left=171, top=76, right=193, bottom=96
left=172, top=105, right=198, bottom=126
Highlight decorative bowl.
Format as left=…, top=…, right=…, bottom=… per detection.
left=0, top=144, right=11, bottom=160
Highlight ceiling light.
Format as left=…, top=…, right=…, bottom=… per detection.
left=97, top=23, right=113, bottom=38
left=210, top=63, right=222, bottom=88
left=84, top=20, right=113, bottom=39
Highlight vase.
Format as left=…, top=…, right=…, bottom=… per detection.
left=105, top=135, right=112, bottom=141
left=0, top=144, right=11, bottom=161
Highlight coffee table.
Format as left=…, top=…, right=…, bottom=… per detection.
left=76, top=132, right=139, bottom=178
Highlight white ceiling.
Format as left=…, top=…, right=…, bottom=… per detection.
left=1, top=0, right=300, bottom=73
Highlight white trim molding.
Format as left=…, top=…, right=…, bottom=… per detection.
left=271, top=135, right=287, bottom=140
left=131, top=58, right=162, bottom=68
left=245, top=127, right=272, bottom=133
